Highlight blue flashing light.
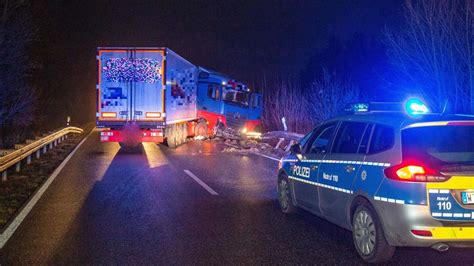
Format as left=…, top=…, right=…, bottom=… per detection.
left=405, top=98, right=429, bottom=116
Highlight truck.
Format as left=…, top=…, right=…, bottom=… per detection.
left=96, top=47, right=262, bottom=147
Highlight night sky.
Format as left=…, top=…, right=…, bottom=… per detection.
left=32, top=0, right=402, bottom=126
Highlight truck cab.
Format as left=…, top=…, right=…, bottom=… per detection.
left=196, top=67, right=262, bottom=134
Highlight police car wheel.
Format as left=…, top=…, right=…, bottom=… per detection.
left=352, top=204, right=395, bottom=263
left=278, top=175, right=296, bottom=214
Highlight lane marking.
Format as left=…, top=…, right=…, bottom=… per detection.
left=183, top=170, right=218, bottom=196
left=0, top=129, right=94, bottom=249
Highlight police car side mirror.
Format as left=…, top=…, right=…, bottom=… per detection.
left=290, top=144, right=302, bottom=155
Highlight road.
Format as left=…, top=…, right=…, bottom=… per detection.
left=1, top=130, right=473, bottom=264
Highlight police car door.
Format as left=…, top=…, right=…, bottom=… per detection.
left=292, top=122, right=339, bottom=212
left=318, top=121, right=369, bottom=226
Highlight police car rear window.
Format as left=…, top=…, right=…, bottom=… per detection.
left=402, top=125, right=474, bottom=166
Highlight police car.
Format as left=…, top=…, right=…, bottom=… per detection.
left=276, top=99, right=474, bottom=263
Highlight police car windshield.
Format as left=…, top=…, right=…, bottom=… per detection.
left=222, top=89, right=249, bottom=106
left=402, top=126, right=474, bottom=168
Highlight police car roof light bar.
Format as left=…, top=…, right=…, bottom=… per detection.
left=344, top=102, right=404, bottom=114
left=345, top=99, right=431, bottom=116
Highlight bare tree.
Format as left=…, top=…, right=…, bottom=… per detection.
left=307, top=69, right=359, bottom=122
left=262, top=75, right=313, bottom=133
left=385, top=0, right=474, bottom=113
left=0, top=0, right=36, bottom=146
left=261, top=70, right=359, bottom=134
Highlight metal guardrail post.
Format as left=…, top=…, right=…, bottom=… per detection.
left=36, top=150, right=40, bottom=159
left=285, top=140, right=295, bottom=152
left=1, top=171, right=6, bottom=182
left=274, top=138, right=284, bottom=150
left=15, top=162, right=20, bottom=172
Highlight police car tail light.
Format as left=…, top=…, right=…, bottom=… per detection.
left=396, top=165, right=425, bottom=180
left=384, top=164, right=450, bottom=182
left=411, top=229, right=432, bottom=237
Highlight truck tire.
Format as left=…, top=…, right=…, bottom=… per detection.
left=179, top=123, right=187, bottom=144
left=352, top=203, right=395, bottom=263
left=166, top=125, right=177, bottom=148
left=178, top=124, right=184, bottom=145
left=195, top=120, right=208, bottom=137
left=175, top=124, right=182, bottom=146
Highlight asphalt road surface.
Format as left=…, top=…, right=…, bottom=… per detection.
left=1, top=130, right=474, bottom=265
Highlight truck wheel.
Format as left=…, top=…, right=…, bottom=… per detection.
left=180, top=123, right=187, bottom=144
left=175, top=124, right=182, bottom=146
left=195, top=120, right=208, bottom=137
left=352, top=203, right=395, bottom=263
left=277, top=174, right=297, bottom=214
left=166, top=125, right=177, bottom=148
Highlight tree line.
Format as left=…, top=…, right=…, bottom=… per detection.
left=262, top=0, right=474, bottom=132
left=0, top=0, right=473, bottom=146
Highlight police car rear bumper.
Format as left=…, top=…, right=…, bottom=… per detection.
left=373, top=202, right=474, bottom=247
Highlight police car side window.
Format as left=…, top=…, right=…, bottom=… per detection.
left=332, top=122, right=367, bottom=154
left=358, top=124, right=374, bottom=154
left=299, top=130, right=314, bottom=148
left=306, top=122, right=338, bottom=154
left=368, top=124, right=395, bottom=154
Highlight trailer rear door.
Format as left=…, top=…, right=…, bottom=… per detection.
left=97, top=48, right=165, bottom=124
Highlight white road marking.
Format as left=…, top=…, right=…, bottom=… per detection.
left=253, top=153, right=280, bottom=161
left=184, top=170, right=218, bottom=196
left=0, top=129, right=94, bottom=249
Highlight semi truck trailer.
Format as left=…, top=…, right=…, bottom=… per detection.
left=96, top=47, right=262, bottom=147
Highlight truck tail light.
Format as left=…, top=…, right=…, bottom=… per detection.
left=101, top=112, right=117, bottom=118
left=384, top=163, right=450, bottom=182
left=100, top=131, right=114, bottom=136
left=146, top=112, right=161, bottom=118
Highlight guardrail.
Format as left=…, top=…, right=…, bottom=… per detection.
left=0, top=126, right=83, bottom=181
left=261, top=131, right=303, bottom=152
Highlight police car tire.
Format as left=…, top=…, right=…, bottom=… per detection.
left=278, top=175, right=297, bottom=214
left=352, top=204, right=395, bottom=263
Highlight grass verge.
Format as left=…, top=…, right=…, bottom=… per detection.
left=0, top=123, right=94, bottom=231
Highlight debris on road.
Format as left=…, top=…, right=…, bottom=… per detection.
left=221, top=130, right=303, bottom=159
